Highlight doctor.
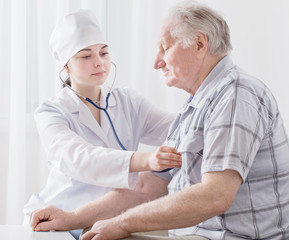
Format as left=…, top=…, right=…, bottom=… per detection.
left=23, top=9, right=181, bottom=239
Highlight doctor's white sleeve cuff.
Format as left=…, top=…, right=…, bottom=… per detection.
left=128, top=172, right=138, bottom=189
left=122, top=150, right=138, bottom=189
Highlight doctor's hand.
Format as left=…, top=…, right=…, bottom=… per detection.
left=30, top=206, right=76, bottom=232
left=148, top=146, right=182, bottom=171
left=81, top=216, right=130, bottom=240
left=130, top=146, right=182, bottom=172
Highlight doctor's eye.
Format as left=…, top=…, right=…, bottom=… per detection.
left=100, top=52, right=109, bottom=56
left=81, top=55, right=91, bottom=59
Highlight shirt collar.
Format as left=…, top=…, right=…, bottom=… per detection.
left=188, top=55, right=235, bottom=109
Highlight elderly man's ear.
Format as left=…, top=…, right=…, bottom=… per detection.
left=195, top=32, right=208, bottom=57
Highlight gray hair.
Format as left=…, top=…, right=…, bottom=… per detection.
left=167, top=1, right=232, bottom=56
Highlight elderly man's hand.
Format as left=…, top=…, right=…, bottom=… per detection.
left=30, top=206, right=76, bottom=232
left=81, top=217, right=130, bottom=240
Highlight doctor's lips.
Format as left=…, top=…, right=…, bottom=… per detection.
left=92, top=71, right=106, bottom=76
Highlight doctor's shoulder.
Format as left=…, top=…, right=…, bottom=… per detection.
left=112, top=87, right=175, bottom=116
left=34, top=88, right=77, bottom=119
left=111, top=87, right=151, bottom=111
left=113, top=86, right=154, bottom=104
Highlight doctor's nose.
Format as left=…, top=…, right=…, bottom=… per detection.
left=154, top=53, right=165, bottom=70
left=93, top=56, right=104, bottom=67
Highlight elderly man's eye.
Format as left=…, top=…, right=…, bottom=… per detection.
left=163, top=46, right=170, bottom=52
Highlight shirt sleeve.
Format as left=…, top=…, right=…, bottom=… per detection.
left=201, top=96, right=267, bottom=182
left=152, top=170, right=174, bottom=181
left=35, top=101, right=137, bottom=189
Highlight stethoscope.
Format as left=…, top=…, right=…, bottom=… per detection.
left=60, top=62, right=173, bottom=173
left=59, top=62, right=127, bottom=151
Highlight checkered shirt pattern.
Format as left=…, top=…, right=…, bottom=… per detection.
left=155, top=56, right=289, bottom=239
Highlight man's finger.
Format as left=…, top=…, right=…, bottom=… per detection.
left=30, top=211, right=44, bottom=230
left=30, top=208, right=53, bottom=230
left=34, top=221, right=55, bottom=232
left=81, top=231, right=96, bottom=240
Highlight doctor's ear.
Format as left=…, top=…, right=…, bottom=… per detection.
left=64, top=64, right=70, bottom=73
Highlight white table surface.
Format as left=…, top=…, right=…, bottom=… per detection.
left=0, top=225, right=75, bottom=240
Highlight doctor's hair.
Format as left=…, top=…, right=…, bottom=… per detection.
left=59, top=67, right=71, bottom=88
left=62, top=78, right=71, bottom=88
left=167, top=1, right=232, bottom=56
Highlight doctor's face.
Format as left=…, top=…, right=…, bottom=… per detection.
left=154, top=25, right=203, bottom=94
left=66, top=44, right=111, bottom=89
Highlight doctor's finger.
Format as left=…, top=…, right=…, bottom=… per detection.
left=158, top=146, right=180, bottom=153
left=156, top=151, right=182, bottom=161
left=158, top=159, right=182, bottom=167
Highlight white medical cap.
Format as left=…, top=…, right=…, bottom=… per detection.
left=49, top=9, right=107, bottom=69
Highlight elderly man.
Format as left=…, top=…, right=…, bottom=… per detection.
left=30, top=1, right=289, bottom=239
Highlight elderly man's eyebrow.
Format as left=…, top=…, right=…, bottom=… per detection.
left=157, top=39, right=166, bottom=47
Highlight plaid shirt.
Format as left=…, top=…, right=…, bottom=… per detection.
left=155, top=56, right=289, bottom=239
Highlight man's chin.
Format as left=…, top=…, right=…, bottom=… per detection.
left=165, top=78, right=176, bottom=87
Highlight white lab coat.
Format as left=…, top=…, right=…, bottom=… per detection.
left=23, top=86, right=174, bottom=223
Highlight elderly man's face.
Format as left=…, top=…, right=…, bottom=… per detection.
left=154, top=26, right=203, bottom=94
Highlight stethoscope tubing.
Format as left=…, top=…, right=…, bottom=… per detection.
left=85, top=94, right=127, bottom=151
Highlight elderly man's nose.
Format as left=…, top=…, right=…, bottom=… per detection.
left=154, top=58, right=165, bottom=69
left=154, top=51, right=165, bottom=69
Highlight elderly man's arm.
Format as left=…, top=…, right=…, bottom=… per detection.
left=30, top=172, right=169, bottom=231
left=82, top=169, right=242, bottom=240
left=123, top=170, right=242, bottom=231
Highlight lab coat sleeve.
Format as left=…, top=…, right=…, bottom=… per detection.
left=128, top=89, right=176, bottom=146
left=34, top=102, right=136, bottom=189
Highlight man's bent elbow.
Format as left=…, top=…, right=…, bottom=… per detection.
left=133, top=172, right=168, bottom=202
left=211, top=194, right=234, bottom=216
